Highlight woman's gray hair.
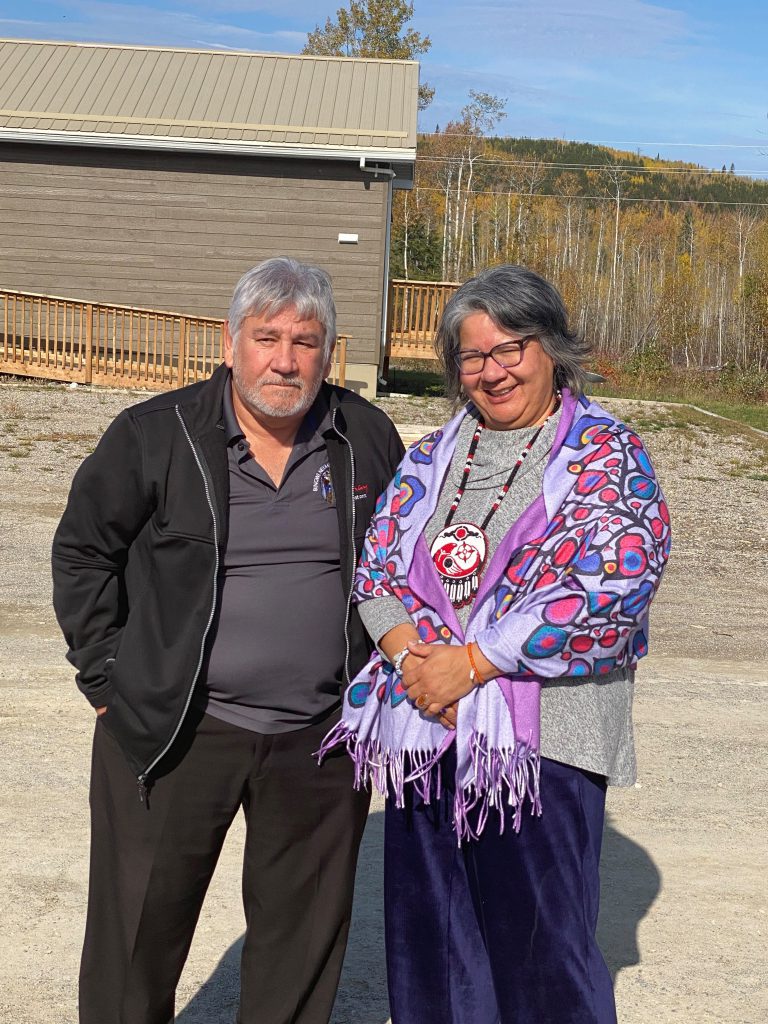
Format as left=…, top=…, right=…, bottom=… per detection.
left=435, top=264, right=591, bottom=402
left=227, top=257, right=337, bottom=359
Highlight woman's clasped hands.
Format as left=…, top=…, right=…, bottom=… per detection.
left=400, top=641, right=481, bottom=731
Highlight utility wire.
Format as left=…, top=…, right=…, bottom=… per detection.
left=414, top=155, right=768, bottom=178
left=591, top=141, right=768, bottom=150
left=408, top=186, right=768, bottom=209
left=418, top=131, right=768, bottom=150
left=415, top=133, right=768, bottom=175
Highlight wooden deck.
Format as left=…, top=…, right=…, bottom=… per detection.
left=0, top=288, right=348, bottom=390
left=0, top=279, right=462, bottom=390
left=387, top=279, right=460, bottom=360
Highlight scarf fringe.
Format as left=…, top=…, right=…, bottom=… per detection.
left=316, top=724, right=541, bottom=842
left=453, top=730, right=542, bottom=843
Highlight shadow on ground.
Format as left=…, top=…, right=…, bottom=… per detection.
left=176, top=810, right=659, bottom=1020
left=598, top=813, right=662, bottom=981
left=176, top=938, right=242, bottom=1023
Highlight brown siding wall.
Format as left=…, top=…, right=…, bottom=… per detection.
left=0, top=143, right=388, bottom=366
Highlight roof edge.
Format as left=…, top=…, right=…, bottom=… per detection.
left=0, top=37, right=420, bottom=67
left=0, top=127, right=416, bottom=165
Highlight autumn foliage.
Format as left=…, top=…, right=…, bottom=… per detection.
left=393, top=134, right=768, bottom=377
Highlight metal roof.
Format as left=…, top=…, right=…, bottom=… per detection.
left=0, top=39, right=418, bottom=164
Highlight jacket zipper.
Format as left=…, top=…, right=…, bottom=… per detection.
left=332, top=406, right=356, bottom=686
left=135, top=405, right=220, bottom=801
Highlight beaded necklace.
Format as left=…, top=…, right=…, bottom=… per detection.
left=430, top=399, right=560, bottom=608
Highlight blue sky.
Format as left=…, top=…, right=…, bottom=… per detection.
left=1, top=0, right=766, bottom=175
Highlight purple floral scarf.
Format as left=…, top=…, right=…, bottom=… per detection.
left=318, top=390, right=671, bottom=840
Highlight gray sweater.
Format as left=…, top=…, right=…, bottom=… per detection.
left=359, top=408, right=636, bottom=786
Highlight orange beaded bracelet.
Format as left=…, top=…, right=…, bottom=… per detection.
left=467, top=642, right=486, bottom=687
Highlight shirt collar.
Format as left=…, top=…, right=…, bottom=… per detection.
left=223, top=374, right=244, bottom=446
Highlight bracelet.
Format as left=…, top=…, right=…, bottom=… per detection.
left=392, top=645, right=411, bottom=675
left=467, top=642, right=486, bottom=687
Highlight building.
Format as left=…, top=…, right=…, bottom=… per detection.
left=0, top=38, right=419, bottom=394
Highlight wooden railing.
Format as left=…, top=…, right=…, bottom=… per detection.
left=387, top=279, right=460, bottom=359
left=0, top=288, right=348, bottom=390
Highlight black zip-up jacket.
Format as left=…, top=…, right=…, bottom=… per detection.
left=52, top=364, right=404, bottom=784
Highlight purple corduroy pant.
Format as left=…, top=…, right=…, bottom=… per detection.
left=384, top=751, right=617, bottom=1024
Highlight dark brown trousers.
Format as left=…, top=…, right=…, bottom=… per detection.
left=80, top=708, right=369, bottom=1024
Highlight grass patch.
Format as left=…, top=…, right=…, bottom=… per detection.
left=31, top=430, right=100, bottom=443
left=596, top=401, right=709, bottom=440
left=721, top=439, right=768, bottom=478
left=382, top=360, right=444, bottom=397
left=0, top=396, right=25, bottom=419
left=589, top=364, right=768, bottom=432
left=685, top=399, right=768, bottom=432
left=592, top=386, right=768, bottom=432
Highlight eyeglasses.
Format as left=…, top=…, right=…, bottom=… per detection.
left=455, top=335, right=537, bottom=375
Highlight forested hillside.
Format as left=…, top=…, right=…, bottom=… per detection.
left=392, top=135, right=768, bottom=378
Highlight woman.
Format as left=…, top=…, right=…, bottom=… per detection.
left=319, top=265, right=670, bottom=1023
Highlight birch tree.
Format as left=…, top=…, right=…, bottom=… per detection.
left=303, top=0, right=434, bottom=108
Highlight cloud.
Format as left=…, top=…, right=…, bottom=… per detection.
left=0, top=1, right=309, bottom=51
left=417, top=0, right=695, bottom=62
left=162, top=0, right=321, bottom=15
left=413, top=1, right=734, bottom=146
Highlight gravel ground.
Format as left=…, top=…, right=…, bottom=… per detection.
left=0, top=380, right=766, bottom=1023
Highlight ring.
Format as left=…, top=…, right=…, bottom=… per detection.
left=415, top=693, right=430, bottom=710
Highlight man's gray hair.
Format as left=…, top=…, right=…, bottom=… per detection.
left=435, top=264, right=591, bottom=402
left=228, top=257, right=337, bottom=358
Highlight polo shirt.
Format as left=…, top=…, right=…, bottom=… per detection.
left=199, top=380, right=347, bottom=733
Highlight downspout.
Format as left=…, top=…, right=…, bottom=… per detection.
left=359, top=157, right=396, bottom=389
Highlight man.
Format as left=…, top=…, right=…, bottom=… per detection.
left=52, top=257, right=404, bottom=1024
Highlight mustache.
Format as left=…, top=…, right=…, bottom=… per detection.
left=258, top=375, right=304, bottom=389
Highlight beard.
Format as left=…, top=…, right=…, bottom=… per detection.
left=231, top=362, right=324, bottom=421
